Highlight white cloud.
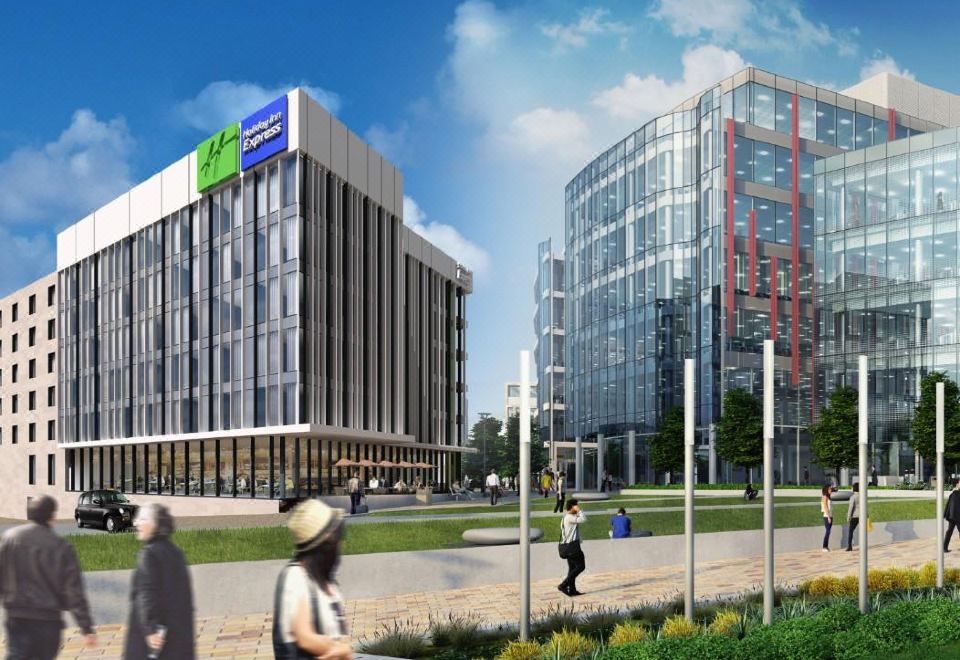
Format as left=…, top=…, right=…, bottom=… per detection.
left=176, top=81, right=341, bottom=133
left=0, top=109, right=134, bottom=222
left=403, top=196, right=490, bottom=278
left=540, top=8, right=630, bottom=52
left=592, top=45, right=748, bottom=120
left=447, top=0, right=508, bottom=50
left=365, top=122, right=409, bottom=165
left=650, top=0, right=858, bottom=55
left=860, top=53, right=915, bottom=81
left=0, top=228, right=55, bottom=297
left=497, top=107, right=591, bottom=167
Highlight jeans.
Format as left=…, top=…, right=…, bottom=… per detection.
left=5, top=617, right=62, bottom=660
left=489, top=487, right=499, bottom=505
left=946, top=521, right=958, bottom=550
left=823, top=517, right=833, bottom=549
left=847, top=518, right=859, bottom=549
left=559, top=550, right=586, bottom=593
left=349, top=491, right=361, bottom=514
left=553, top=495, right=565, bottom=514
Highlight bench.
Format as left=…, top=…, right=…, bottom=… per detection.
left=462, top=527, right=544, bottom=545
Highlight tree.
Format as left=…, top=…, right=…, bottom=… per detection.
left=716, top=388, right=763, bottom=478
left=463, top=414, right=502, bottom=477
left=650, top=406, right=685, bottom=483
left=501, top=413, right=546, bottom=478
left=811, top=386, right=859, bottom=477
left=912, top=372, right=960, bottom=463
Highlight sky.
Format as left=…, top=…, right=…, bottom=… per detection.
left=0, top=0, right=958, bottom=424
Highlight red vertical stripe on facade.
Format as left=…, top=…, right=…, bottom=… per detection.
left=888, top=108, right=896, bottom=141
left=770, top=256, right=778, bottom=341
left=726, top=118, right=736, bottom=336
left=748, top=209, right=757, bottom=296
left=810, top=269, right=817, bottom=423
left=790, top=94, right=800, bottom=386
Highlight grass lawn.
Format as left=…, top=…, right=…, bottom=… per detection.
left=66, top=499, right=936, bottom=572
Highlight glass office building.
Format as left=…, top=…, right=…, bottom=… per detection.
left=56, top=89, right=472, bottom=506
left=534, top=238, right=565, bottom=466
left=815, top=128, right=960, bottom=477
left=564, top=67, right=941, bottom=483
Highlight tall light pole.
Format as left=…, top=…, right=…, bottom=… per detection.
left=684, top=358, right=695, bottom=621
left=763, top=339, right=775, bottom=625
left=937, top=381, right=945, bottom=588
left=519, top=351, right=531, bottom=640
left=858, top=355, right=869, bottom=613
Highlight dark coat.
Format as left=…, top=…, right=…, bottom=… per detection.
left=123, top=538, right=195, bottom=660
left=946, top=490, right=960, bottom=524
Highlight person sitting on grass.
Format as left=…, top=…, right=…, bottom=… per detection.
left=610, top=507, right=632, bottom=538
left=744, top=483, right=759, bottom=501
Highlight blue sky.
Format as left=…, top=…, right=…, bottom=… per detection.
left=0, top=0, right=956, bottom=423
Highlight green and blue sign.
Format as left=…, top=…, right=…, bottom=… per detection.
left=195, top=94, right=288, bottom=192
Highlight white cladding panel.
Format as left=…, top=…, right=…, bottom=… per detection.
left=94, top=193, right=130, bottom=252
left=75, top=214, right=96, bottom=262
left=130, top=173, right=163, bottom=232
left=188, top=150, right=201, bottom=204
left=161, top=156, right=190, bottom=217
left=56, top=225, right=77, bottom=271
left=287, top=89, right=306, bottom=153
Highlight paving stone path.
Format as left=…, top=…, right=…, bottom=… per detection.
left=3, top=535, right=955, bottom=658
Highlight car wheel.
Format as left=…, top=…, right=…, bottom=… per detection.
left=105, top=516, right=118, bottom=533
left=76, top=516, right=84, bottom=529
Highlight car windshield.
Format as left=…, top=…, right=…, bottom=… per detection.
left=102, top=492, right=129, bottom=504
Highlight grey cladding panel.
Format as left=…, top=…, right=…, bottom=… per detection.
left=382, top=161, right=396, bottom=216
left=307, top=100, right=332, bottom=169
left=348, top=132, right=367, bottom=195
left=368, top=148, right=382, bottom=206
left=331, top=118, right=349, bottom=180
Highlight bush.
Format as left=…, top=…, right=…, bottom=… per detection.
left=917, top=597, right=960, bottom=646
left=770, top=617, right=832, bottom=660
left=495, top=640, right=541, bottom=660
left=540, top=629, right=598, bottom=660
left=816, top=601, right=861, bottom=632
left=660, top=615, right=700, bottom=639
left=603, top=634, right=738, bottom=659
left=430, top=612, right=484, bottom=648
left=608, top=621, right=649, bottom=647
left=358, top=620, right=429, bottom=658
left=707, top=610, right=742, bottom=638
left=580, top=606, right=622, bottom=637
left=803, top=575, right=846, bottom=598
left=850, top=601, right=925, bottom=653
left=532, top=605, right=581, bottom=637
left=867, top=566, right=918, bottom=592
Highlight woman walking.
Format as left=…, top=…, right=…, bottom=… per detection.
left=124, top=504, right=195, bottom=659
left=846, top=483, right=860, bottom=551
left=821, top=484, right=833, bottom=552
left=557, top=499, right=587, bottom=597
left=553, top=471, right=567, bottom=514
left=273, top=500, right=352, bottom=659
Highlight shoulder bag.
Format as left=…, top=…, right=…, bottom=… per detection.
left=557, top=519, right=580, bottom=559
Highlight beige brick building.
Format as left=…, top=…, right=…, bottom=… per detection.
left=0, top=273, right=71, bottom=519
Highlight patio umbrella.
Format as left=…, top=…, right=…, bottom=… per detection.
left=378, top=460, right=398, bottom=467
left=358, top=459, right=377, bottom=468
left=333, top=458, right=357, bottom=468
left=415, top=462, right=435, bottom=469
left=397, top=461, right=416, bottom=468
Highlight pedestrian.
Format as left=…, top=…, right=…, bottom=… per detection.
left=0, top=496, right=97, bottom=660
left=944, top=479, right=960, bottom=552
left=347, top=473, right=363, bottom=515
left=846, top=483, right=861, bottom=551
left=273, top=500, right=352, bottom=659
left=870, top=466, right=878, bottom=487
left=610, top=507, right=632, bottom=539
left=540, top=470, right=553, bottom=499
left=557, top=499, right=587, bottom=597
left=804, top=466, right=810, bottom=485
left=600, top=469, right=608, bottom=492
left=605, top=472, right=615, bottom=493
left=743, top=483, right=758, bottom=501
left=486, top=469, right=501, bottom=506
left=553, top=471, right=567, bottom=513
left=123, top=503, right=195, bottom=660
left=821, top=484, right=833, bottom=552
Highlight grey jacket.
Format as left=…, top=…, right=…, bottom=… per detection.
left=0, top=522, right=94, bottom=633
left=848, top=494, right=860, bottom=521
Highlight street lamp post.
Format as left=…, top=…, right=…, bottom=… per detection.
left=519, top=351, right=531, bottom=640
left=937, top=381, right=945, bottom=588
left=858, top=355, right=869, bottom=613
left=684, top=358, right=695, bottom=621
left=763, top=340, right=775, bottom=625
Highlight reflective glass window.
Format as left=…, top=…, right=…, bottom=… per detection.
left=775, top=202, right=792, bottom=245
left=855, top=113, right=873, bottom=148
left=754, top=142, right=774, bottom=186
left=775, top=146, right=792, bottom=190
left=817, top=102, right=836, bottom=146
left=752, top=84, right=776, bottom=130
left=911, top=150, right=934, bottom=216
left=887, top=155, right=909, bottom=219
left=799, top=97, right=816, bottom=140
left=733, top=135, right=752, bottom=180
left=866, top=160, right=887, bottom=224
left=755, top=200, right=775, bottom=244
left=775, top=90, right=792, bottom=134
left=935, top=144, right=959, bottom=212
left=837, top=108, right=855, bottom=150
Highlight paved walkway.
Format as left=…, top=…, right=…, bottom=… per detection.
left=3, top=535, right=955, bottom=658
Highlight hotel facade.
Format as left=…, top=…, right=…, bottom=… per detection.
left=42, top=89, right=472, bottom=516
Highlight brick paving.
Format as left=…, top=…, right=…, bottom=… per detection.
left=3, top=535, right=956, bottom=658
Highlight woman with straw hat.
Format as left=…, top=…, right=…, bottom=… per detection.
left=273, top=500, right=351, bottom=659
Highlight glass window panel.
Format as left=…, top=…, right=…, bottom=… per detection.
left=935, top=144, right=959, bottom=212
left=775, top=146, right=792, bottom=191
left=283, top=328, right=297, bottom=373
left=269, top=276, right=279, bottom=320
left=799, top=152, right=815, bottom=194
left=775, top=202, right=792, bottom=245
left=269, top=165, right=279, bottom=213
left=817, top=102, right=836, bottom=146
left=283, top=217, right=297, bottom=262
left=866, top=160, right=887, bottom=224
left=755, top=199, right=775, bottom=244
left=188, top=440, right=202, bottom=495
left=845, top=164, right=866, bottom=229
left=911, top=149, right=934, bottom=216
left=283, top=272, right=297, bottom=317
left=752, top=84, right=775, bottom=130
left=775, top=90, right=792, bottom=134
left=799, top=97, right=816, bottom=140
left=269, top=223, right=279, bottom=267
left=283, top=156, right=296, bottom=207
left=837, top=108, right=854, bottom=150
left=754, top=142, right=774, bottom=186
left=888, top=155, right=909, bottom=219
left=174, top=442, right=186, bottom=495
left=935, top=217, right=957, bottom=279
left=734, top=194, right=751, bottom=237
left=236, top=440, right=252, bottom=495
left=733, top=135, right=752, bottom=181
left=855, top=113, right=873, bottom=148
left=219, top=439, right=234, bottom=495
left=254, top=438, right=270, bottom=498
left=203, top=441, right=217, bottom=496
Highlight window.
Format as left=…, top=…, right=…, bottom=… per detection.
left=28, top=455, right=35, bottom=485
left=28, top=327, right=35, bottom=347
left=47, top=352, right=54, bottom=373
left=47, top=454, right=55, bottom=485
left=47, top=319, right=55, bottom=339
left=11, top=365, right=17, bottom=383
left=12, top=333, right=17, bottom=352
left=47, top=419, right=55, bottom=441
left=11, top=303, right=17, bottom=322
left=28, top=359, right=35, bottom=379
left=47, top=285, right=55, bottom=307
left=12, top=425, right=17, bottom=444
left=28, top=391, right=35, bottom=411
left=28, top=294, right=35, bottom=314
left=28, top=423, right=35, bottom=442
left=47, top=386, right=55, bottom=407
left=11, top=394, right=17, bottom=413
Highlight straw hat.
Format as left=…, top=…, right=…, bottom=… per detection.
left=288, top=499, right=344, bottom=553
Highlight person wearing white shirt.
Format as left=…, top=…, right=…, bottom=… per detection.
left=486, top=469, right=501, bottom=506
left=558, top=499, right=587, bottom=596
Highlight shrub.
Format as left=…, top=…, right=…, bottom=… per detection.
left=430, top=612, right=484, bottom=648
left=918, top=562, right=938, bottom=588
left=540, top=629, right=598, bottom=660
left=867, top=566, right=918, bottom=592
left=839, top=574, right=859, bottom=595
left=358, top=620, right=429, bottom=658
left=803, top=575, right=845, bottom=598
left=917, top=597, right=960, bottom=646
left=850, top=601, right=925, bottom=654
left=496, top=640, right=541, bottom=660
left=770, top=617, right=832, bottom=660
left=603, top=634, right=738, bottom=660
left=659, top=615, right=700, bottom=639
left=832, top=627, right=891, bottom=660
left=532, top=605, right=581, bottom=637
left=580, top=606, right=622, bottom=637
left=816, top=601, right=861, bottom=632
left=708, top=610, right=742, bottom=637
left=608, top=621, right=649, bottom=647
left=629, top=603, right=668, bottom=627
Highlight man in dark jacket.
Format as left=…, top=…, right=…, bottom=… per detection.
left=945, top=479, right=960, bottom=552
left=0, top=495, right=97, bottom=659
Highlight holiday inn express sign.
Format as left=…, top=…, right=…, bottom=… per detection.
left=196, top=94, right=288, bottom=192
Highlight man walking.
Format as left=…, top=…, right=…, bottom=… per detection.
left=0, top=496, right=97, bottom=659
left=846, top=482, right=860, bottom=551
left=557, top=499, right=587, bottom=596
left=553, top=471, right=567, bottom=514
left=945, top=479, right=960, bottom=552
left=347, top=472, right=363, bottom=515
left=486, top=469, right=501, bottom=506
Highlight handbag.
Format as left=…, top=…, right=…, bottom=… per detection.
left=558, top=519, right=580, bottom=558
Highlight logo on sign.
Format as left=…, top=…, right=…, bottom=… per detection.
left=240, top=96, right=288, bottom=170
left=196, top=124, right=240, bottom=192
